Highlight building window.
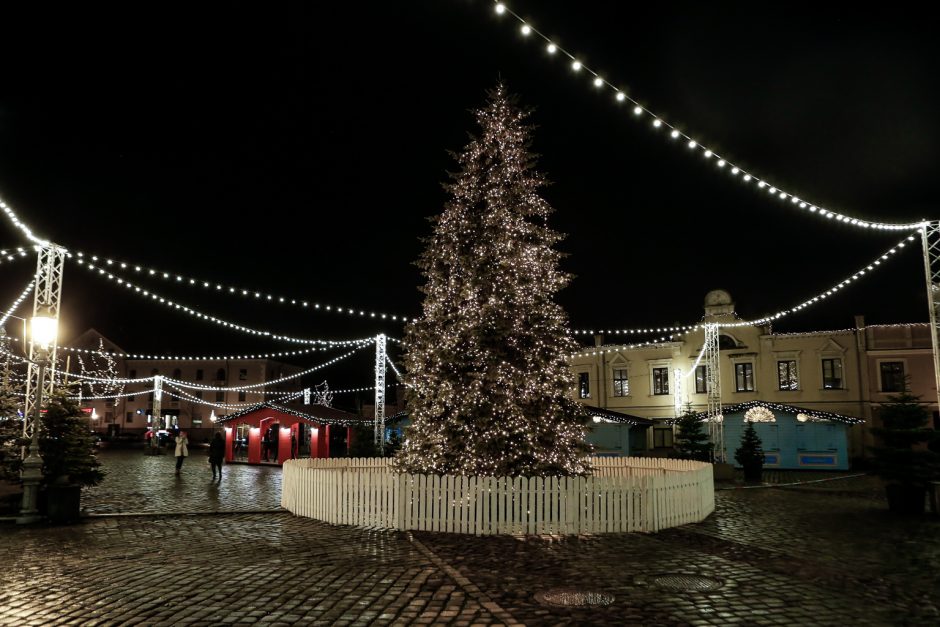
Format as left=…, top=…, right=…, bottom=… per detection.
left=822, top=358, right=843, bottom=389
left=735, top=363, right=755, bottom=392
left=652, top=368, right=669, bottom=395
left=215, top=390, right=225, bottom=403
left=653, top=427, right=674, bottom=448
left=694, top=365, right=708, bottom=394
left=238, top=390, right=246, bottom=402
left=196, top=369, right=204, bottom=381
left=578, top=372, right=590, bottom=399
left=172, top=368, right=182, bottom=379
left=129, top=369, right=136, bottom=378
left=216, top=368, right=226, bottom=381
left=777, top=360, right=798, bottom=391
left=612, top=368, right=629, bottom=396
left=105, top=412, right=114, bottom=423
left=239, top=368, right=248, bottom=381
left=151, top=368, right=159, bottom=376
left=880, top=361, right=905, bottom=392
left=194, top=390, right=203, bottom=400
left=192, top=414, right=202, bottom=426
left=126, top=412, right=133, bottom=423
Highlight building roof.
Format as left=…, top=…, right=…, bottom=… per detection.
left=689, top=400, right=863, bottom=425
left=582, top=404, right=654, bottom=426
left=219, top=402, right=367, bottom=426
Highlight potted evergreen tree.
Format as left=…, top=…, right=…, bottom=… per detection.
left=871, top=388, right=940, bottom=515
left=674, top=404, right=712, bottom=461
left=39, top=389, right=104, bottom=523
left=0, top=375, right=24, bottom=513
left=735, top=421, right=764, bottom=483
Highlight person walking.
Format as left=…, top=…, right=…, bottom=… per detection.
left=174, top=431, right=189, bottom=476
left=209, top=432, right=225, bottom=481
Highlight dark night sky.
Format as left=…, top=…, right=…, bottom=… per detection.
left=0, top=1, right=937, bottom=394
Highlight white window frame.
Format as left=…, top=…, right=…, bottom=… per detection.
left=820, top=356, right=845, bottom=390
left=577, top=371, right=591, bottom=399
left=729, top=356, right=757, bottom=393
left=773, top=350, right=801, bottom=391
left=648, top=359, right=672, bottom=396
left=610, top=364, right=630, bottom=397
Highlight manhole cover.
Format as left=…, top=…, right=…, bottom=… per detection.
left=648, top=574, right=724, bottom=591
left=534, top=588, right=615, bottom=607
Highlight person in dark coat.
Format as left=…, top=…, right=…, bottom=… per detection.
left=209, top=432, right=225, bottom=481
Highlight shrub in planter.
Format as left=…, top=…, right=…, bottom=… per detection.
left=735, top=421, right=764, bottom=483
left=870, top=388, right=940, bottom=515
left=39, top=390, right=104, bottom=522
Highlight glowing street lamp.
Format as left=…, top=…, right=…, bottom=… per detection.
left=18, top=306, right=58, bottom=523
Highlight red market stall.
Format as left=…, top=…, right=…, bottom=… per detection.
left=218, top=402, right=368, bottom=465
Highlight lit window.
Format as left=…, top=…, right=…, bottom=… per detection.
left=239, top=368, right=248, bottom=381
left=652, top=368, right=669, bottom=395
left=735, top=363, right=755, bottom=392
left=694, top=365, right=708, bottom=394
left=578, top=372, right=590, bottom=399
left=612, top=368, right=629, bottom=396
left=822, top=358, right=843, bottom=389
left=777, top=360, right=798, bottom=391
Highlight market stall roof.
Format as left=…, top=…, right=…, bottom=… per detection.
left=686, top=400, right=863, bottom=425
left=582, top=404, right=654, bottom=426
left=219, top=403, right=368, bottom=427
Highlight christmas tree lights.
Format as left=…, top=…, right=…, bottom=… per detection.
left=394, top=85, right=589, bottom=477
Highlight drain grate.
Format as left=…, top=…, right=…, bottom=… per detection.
left=534, top=588, right=615, bottom=607
left=648, top=574, right=724, bottom=591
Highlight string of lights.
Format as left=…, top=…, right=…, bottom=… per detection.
left=161, top=378, right=303, bottom=398
left=67, top=388, right=146, bottom=401
left=716, top=235, right=916, bottom=327
left=0, top=247, right=29, bottom=266
left=68, top=249, right=417, bottom=324
left=0, top=197, right=52, bottom=247
left=162, top=343, right=371, bottom=391
left=573, top=235, right=914, bottom=335
left=0, top=280, right=34, bottom=327
left=573, top=325, right=697, bottom=336
left=77, top=258, right=378, bottom=346
left=386, top=355, right=403, bottom=381
left=52, top=339, right=369, bottom=362
left=161, top=386, right=303, bottom=410
left=571, top=337, right=683, bottom=359
left=490, top=2, right=927, bottom=232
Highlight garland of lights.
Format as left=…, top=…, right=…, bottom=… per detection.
left=716, top=235, right=915, bottom=327
left=0, top=247, right=29, bottom=266
left=68, top=250, right=416, bottom=324
left=162, top=379, right=303, bottom=398
left=573, top=235, right=915, bottom=335
left=490, top=2, right=926, bottom=232
left=691, top=400, right=863, bottom=424
left=77, top=259, right=377, bottom=346
left=0, top=279, right=34, bottom=327
left=571, top=337, right=684, bottom=358
left=53, top=338, right=368, bottom=362
left=574, top=325, right=697, bottom=337
left=218, top=402, right=369, bottom=427
left=744, top=406, right=776, bottom=423
left=163, top=343, right=371, bottom=391
left=161, top=385, right=303, bottom=410
left=0, top=197, right=51, bottom=246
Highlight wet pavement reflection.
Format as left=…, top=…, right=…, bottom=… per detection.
left=82, top=448, right=282, bottom=514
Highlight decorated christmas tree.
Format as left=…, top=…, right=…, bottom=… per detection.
left=394, top=84, right=589, bottom=477
left=0, top=368, right=23, bottom=481
left=39, top=389, right=104, bottom=487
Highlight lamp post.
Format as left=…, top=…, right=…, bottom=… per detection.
left=17, top=308, right=58, bottom=524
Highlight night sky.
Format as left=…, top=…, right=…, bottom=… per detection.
left=1, top=1, right=937, bottom=395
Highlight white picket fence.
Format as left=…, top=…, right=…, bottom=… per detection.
left=280, top=456, right=714, bottom=535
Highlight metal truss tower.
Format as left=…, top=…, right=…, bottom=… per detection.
left=22, top=245, right=66, bottom=442
left=374, top=334, right=387, bottom=453
left=920, top=222, right=940, bottom=410
left=704, top=323, right=724, bottom=461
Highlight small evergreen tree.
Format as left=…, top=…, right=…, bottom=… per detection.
left=0, top=375, right=23, bottom=481
left=394, top=84, right=588, bottom=477
left=735, top=421, right=764, bottom=482
left=39, top=389, right=104, bottom=487
left=871, top=389, right=940, bottom=490
left=673, top=404, right=712, bottom=461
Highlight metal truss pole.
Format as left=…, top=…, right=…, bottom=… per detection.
left=374, top=334, right=387, bottom=454
left=22, top=244, right=65, bottom=445
left=150, top=376, right=163, bottom=452
left=704, top=323, right=724, bottom=461
left=919, top=222, right=940, bottom=410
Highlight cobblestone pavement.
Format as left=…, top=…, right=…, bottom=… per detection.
left=2, top=475, right=938, bottom=626
left=81, top=449, right=282, bottom=514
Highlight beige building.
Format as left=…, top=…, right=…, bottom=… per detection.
left=68, top=329, right=302, bottom=442
left=569, top=290, right=939, bottom=461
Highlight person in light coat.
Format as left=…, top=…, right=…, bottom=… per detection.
left=174, top=431, right=189, bottom=476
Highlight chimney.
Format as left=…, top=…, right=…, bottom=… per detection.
left=594, top=334, right=603, bottom=347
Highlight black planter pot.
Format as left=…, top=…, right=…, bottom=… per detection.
left=742, top=465, right=763, bottom=483
left=45, top=484, right=82, bottom=524
left=885, top=483, right=926, bottom=515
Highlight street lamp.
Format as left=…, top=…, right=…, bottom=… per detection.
left=18, top=306, right=58, bottom=524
